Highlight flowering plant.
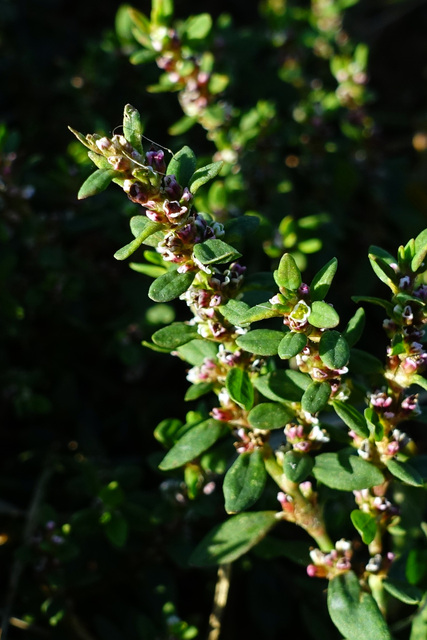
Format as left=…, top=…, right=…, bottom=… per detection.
left=70, top=97, right=427, bottom=639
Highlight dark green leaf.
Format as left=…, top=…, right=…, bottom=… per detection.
left=223, top=215, right=259, bottom=246
left=123, top=104, right=144, bottom=153
left=351, top=296, right=394, bottom=315
left=223, top=450, right=267, bottom=513
left=301, top=381, right=331, bottom=414
left=102, top=512, right=129, bottom=548
left=350, top=510, right=377, bottom=544
left=253, top=537, right=310, bottom=565
left=114, top=221, right=163, bottom=260
left=349, top=348, right=384, bottom=374
left=343, top=307, right=365, bottom=347
left=158, top=419, right=227, bottom=470
left=385, top=458, right=424, bottom=486
left=310, top=257, right=338, bottom=301
left=78, top=169, right=119, bottom=200
left=383, top=579, right=422, bottom=605
left=190, top=511, right=278, bottom=566
left=236, top=329, right=283, bottom=356
left=166, top=146, right=197, bottom=187
left=319, top=331, right=350, bottom=369
left=282, top=451, right=314, bottom=483
left=313, top=451, right=385, bottom=490
left=274, top=253, right=302, bottom=290
left=332, top=401, right=369, bottom=438
left=148, top=269, right=195, bottom=302
left=152, top=322, right=199, bottom=349
left=188, top=161, right=223, bottom=194
left=328, top=571, right=392, bottom=640
left=226, top=368, right=254, bottom=410
left=248, top=402, right=292, bottom=430
left=364, top=407, right=384, bottom=441
left=193, top=239, right=242, bottom=265
left=309, top=301, right=340, bottom=329
left=278, top=332, right=307, bottom=359
left=253, top=370, right=309, bottom=403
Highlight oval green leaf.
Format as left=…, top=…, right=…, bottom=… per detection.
left=188, top=161, right=223, bottom=194
left=152, top=322, right=199, bottom=349
left=350, top=509, right=377, bottom=544
left=332, top=400, right=369, bottom=438
left=159, top=419, right=227, bottom=470
left=223, top=450, right=267, bottom=513
left=78, top=169, right=119, bottom=200
left=319, top=331, right=350, bottom=369
left=385, top=458, right=424, bottom=487
left=226, top=368, right=254, bottom=410
left=193, top=238, right=242, bottom=265
left=282, top=450, right=314, bottom=483
left=310, top=257, right=338, bottom=301
left=274, top=253, right=302, bottom=290
left=309, top=301, right=340, bottom=329
left=278, top=332, right=307, bottom=359
left=247, top=402, right=292, bottom=430
left=148, top=269, right=195, bottom=302
left=166, top=145, right=197, bottom=187
left=189, top=511, right=278, bottom=567
left=313, top=451, right=385, bottom=490
left=301, top=381, right=331, bottom=414
left=236, top=329, right=283, bottom=356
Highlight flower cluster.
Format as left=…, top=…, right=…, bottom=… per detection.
left=306, top=539, right=353, bottom=579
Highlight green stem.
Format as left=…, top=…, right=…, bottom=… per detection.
left=369, top=574, right=387, bottom=618
left=264, top=452, right=333, bottom=552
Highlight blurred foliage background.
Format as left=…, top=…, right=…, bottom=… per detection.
left=2, top=0, right=427, bottom=638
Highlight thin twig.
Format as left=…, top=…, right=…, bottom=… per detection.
left=207, top=563, right=232, bottom=640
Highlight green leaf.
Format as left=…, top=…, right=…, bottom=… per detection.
left=253, top=370, right=309, bottom=403
left=248, top=402, right=292, bottom=430
left=328, top=571, right=392, bottom=640
left=365, top=407, right=384, bottom=441
left=223, top=215, right=260, bottom=247
left=253, top=537, right=310, bottom=565
left=102, top=511, right=129, bottom=548
left=152, top=322, right=199, bottom=349
left=310, top=257, right=338, bottom=301
left=236, top=329, right=283, bottom=356
left=166, top=146, right=197, bottom=187
left=412, top=228, right=427, bottom=271
left=190, top=511, right=278, bottom=566
left=274, top=253, right=302, bottom=290
left=188, top=161, right=223, bottom=194
left=411, top=374, right=427, bottom=392
left=176, top=339, right=218, bottom=366
left=282, top=451, right=314, bottom=483
left=383, top=579, right=422, bottom=605
left=349, top=348, right=384, bottom=374
left=343, top=307, right=365, bottom=347
left=369, top=246, right=397, bottom=290
left=114, top=221, right=162, bottom=260
left=313, top=451, right=385, bottom=490
left=226, top=368, right=254, bottom=410
left=309, top=301, right=340, bottom=329
left=193, top=239, right=242, bottom=265
left=319, top=331, right=350, bottom=369
left=158, top=419, right=227, bottom=470
left=385, top=458, right=424, bottom=486
left=332, top=400, right=369, bottom=438
left=154, top=417, right=184, bottom=448
left=220, top=299, right=250, bottom=325
left=350, top=510, right=377, bottom=544
left=151, top=0, right=174, bottom=25
left=148, top=269, right=196, bottom=302
left=278, top=332, right=307, bottom=359
left=78, top=169, right=119, bottom=200
left=411, top=600, right=427, bottom=640
left=123, top=104, right=144, bottom=154
left=301, top=381, right=331, bottom=414
left=243, top=302, right=281, bottom=324
left=223, top=450, right=267, bottom=513
left=184, top=13, right=212, bottom=40
left=352, top=296, right=394, bottom=315
left=185, top=381, right=214, bottom=401
left=129, top=263, right=166, bottom=277
left=168, top=115, right=198, bottom=136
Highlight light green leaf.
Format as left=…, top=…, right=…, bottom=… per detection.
left=309, top=301, right=340, bottom=329
left=369, top=246, right=397, bottom=290
left=159, top=419, right=227, bottom=470
left=332, top=400, right=369, bottom=438
left=383, top=579, right=422, bottom=605
left=78, top=169, right=119, bottom=200
left=310, top=257, right=338, bottom=301
left=188, top=161, right=223, bottom=194
left=223, top=450, right=267, bottom=513
left=328, top=571, right=392, bottom=640
left=274, top=253, right=302, bottom=290
left=301, top=381, right=331, bottom=414
left=411, top=374, right=427, bottom=392
left=278, top=332, right=307, bottom=359
left=350, top=509, right=377, bottom=544
left=282, top=451, right=313, bottom=483
left=129, top=263, right=166, bottom=277
left=152, top=322, right=199, bottom=349
left=148, top=269, right=195, bottom=302
left=185, top=381, right=214, bottom=401
left=114, top=221, right=162, bottom=260
left=193, top=239, right=241, bottom=265
left=190, top=511, right=278, bottom=566
left=185, top=13, right=212, bottom=40
left=176, top=339, right=218, bottom=366
left=166, top=145, right=197, bottom=187
left=123, top=104, right=144, bottom=154
left=253, top=370, right=310, bottom=403
left=343, top=307, right=365, bottom=347
left=247, top=402, right=292, bottom=430
left=351, top=296, right=394, bottom=315
left=385, top=458, right=424, bottom=486
left=236, top=329, right=283, bottom=356
left=226, top=368, right=254, bottom=410
left=313, top=451, right=385, bottom=490
left=319, top=331, right=350, bottom=369
left=412, top=228, right=427, bottom=271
